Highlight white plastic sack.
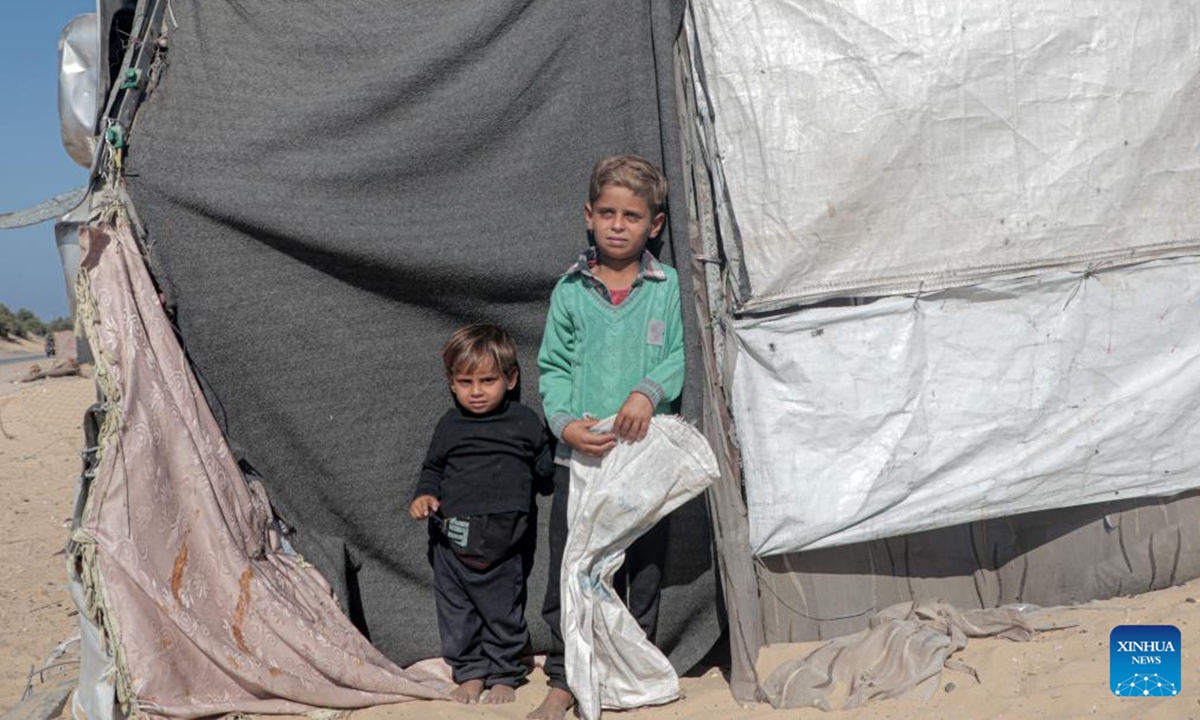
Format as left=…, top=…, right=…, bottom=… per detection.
left=733, top=257, right=1200, bottom=556
left=562, top=416, right=719, bottom=720
left=688, top=1, right=1200, bottom=309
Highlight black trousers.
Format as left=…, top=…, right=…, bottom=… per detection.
left=430, top=537, right=530, bottom=687
left=541, top=464, right=668, bottom=690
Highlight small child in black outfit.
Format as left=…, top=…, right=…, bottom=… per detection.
left=410, top=324, right=554, bottom=704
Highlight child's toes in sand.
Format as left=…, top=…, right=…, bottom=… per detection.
left=483, top=684, right=516, bottom=704
left=450, top=679, right=485, bottom=704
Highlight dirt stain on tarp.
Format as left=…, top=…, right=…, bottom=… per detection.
left=232, top=567, right=253, bottom=654
left=170, top=533, right=189, bottom=605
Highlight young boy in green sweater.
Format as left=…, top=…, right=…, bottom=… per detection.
left=530, top=155, right=685, bottom=720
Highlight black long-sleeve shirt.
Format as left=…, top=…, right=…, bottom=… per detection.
left=413, top=399, right=554, bottom=518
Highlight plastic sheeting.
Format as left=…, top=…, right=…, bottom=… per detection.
left=755, top=488, right=1200, bottom=645
left=0, top=187, right=88, bottom=230
left=563, top=416, right=718, bottom=720
left=688, top=1, right=1200, bottom=310
left=58, top=13, right=99, bottom=168
left=733, top=257, right=1200, bottom=556
left=68, top=576, right=117, bottom=720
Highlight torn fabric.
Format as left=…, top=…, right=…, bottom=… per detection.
left=72, top=218, right=450, bottom=718
left=761, top=601, right=1072, bottom=711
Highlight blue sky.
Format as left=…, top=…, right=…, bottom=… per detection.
left=0, top=2, right=95, bottom=321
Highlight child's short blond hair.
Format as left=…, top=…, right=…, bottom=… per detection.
left=589, top=155, right=668, bottom=216
left=441, top=324, right=518, bottom=378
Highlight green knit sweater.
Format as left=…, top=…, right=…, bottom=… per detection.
left=538, top=261, right=685, bottom=445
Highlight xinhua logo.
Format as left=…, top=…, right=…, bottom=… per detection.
left=1110, top=625, right=1181, bottom=697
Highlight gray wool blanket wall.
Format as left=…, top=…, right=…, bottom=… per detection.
left=124, top=0, right=718, bottom=672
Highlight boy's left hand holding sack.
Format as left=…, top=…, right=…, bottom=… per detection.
left=613, top=392, right=655, bottom=443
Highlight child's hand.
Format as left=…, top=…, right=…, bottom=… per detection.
left=614, top=392, right=654, bottom=443
left=563, top=418, right=616, bottom=457
left=410, top=494, right=440, bottom=520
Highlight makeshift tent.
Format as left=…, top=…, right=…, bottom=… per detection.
left=679, top=0, right=1200, bottom=701
left=61, top=1, right=718, bottom=718
left=36, top=0, right=1200, bottom=716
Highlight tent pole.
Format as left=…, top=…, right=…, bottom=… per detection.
left=675, top=26, right=763, bottom=706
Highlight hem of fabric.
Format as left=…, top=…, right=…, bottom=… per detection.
left=484, top=675, right=529, bottom=689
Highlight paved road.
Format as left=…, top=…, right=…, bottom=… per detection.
left=0, top=353, right=44, bottom=367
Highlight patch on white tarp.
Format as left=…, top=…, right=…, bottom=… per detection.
left=688, top=1, right=1200, bottom=309
left=733, top=258, right=1200, bottom=556
left=563, top=416, right=718, bottom=720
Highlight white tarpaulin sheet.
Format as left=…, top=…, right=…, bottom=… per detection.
left=689, top=1, right=1200, bottom=310
left=733, top=258, right=1200, bottom=556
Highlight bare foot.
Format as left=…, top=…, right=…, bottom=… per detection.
left=450, top=678, right=485, bottom=704
left=526, top=687, right=574, bottom=720
left=482, top=684, right=516, bottom=704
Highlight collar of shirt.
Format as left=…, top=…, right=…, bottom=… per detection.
left=564, top=247, right=667, bottom=284
left=564, top=248, right=666, bottom=304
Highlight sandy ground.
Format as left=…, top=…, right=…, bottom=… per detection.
left=2, top=350, right=1200, bottom=719
left=0, top=337, right=92, bottom=713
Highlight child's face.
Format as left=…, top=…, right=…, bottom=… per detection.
left=585, top=185, right=665, bottom=265
left=449, top=361, right=517, bottom=415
